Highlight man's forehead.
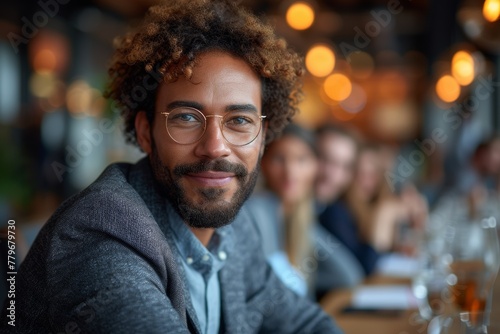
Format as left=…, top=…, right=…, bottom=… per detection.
left=155, top=51, right=262, bottom=112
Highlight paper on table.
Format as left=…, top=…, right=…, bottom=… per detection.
left=375, top=253, right=420, bottom=278
left=351, top=285, right=418, bottom=310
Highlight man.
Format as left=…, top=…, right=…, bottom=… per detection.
left=437, top=135, right=500, bottom=219
left=315, top=125, right=380, bottom=276
left=1, top=1, right=341, bottom=333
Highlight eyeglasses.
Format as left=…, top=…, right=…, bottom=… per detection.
left=160, top=107, right=266, bottom=146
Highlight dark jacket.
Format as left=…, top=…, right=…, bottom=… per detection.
left=1, top=158, right=341, bottom=334
left=319, top=200, right=380, bottom=275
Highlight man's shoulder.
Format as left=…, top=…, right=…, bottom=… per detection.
left=45, top=161, right=157, bottom=241
left=80, top=161, right=136, bottom=199
left=24, top=160, right=173, bottom=285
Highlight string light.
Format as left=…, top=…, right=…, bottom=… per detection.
left=436, top=75, right=460, bottom=103
left=305, top=45, right=335, bottom=77
left=286, top=2, right=315, bottom=30
left=451, top=50, right=475, bottom=86
left=483, top=0, right=500, bottom=22
left=323, top=73, right=352, bottom=101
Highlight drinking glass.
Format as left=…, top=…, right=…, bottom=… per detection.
left=445, top=217, right=500, bottom=314
left=413, top=265, right=451, bottom=320
left=427, top=312, right=500, bottom=334
left=413, top=213, right=452, bottom=320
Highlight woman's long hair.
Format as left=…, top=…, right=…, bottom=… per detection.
left=264, top=123, right=318, bottom=269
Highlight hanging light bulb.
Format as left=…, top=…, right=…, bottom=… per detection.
left=451, top=50, right=475, bottom=86
left=483, top=0, right=500, bottom=22
left=436, top=75, right=461, bottom=103
left=286, top=2, right=315, bottom=30
left=323, top=73, right=352, bottom=101
left=305, top=45, right=335, bottom=77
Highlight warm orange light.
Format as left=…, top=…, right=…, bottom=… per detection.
left=33, top=49, right=57, bottom=74
left=452, top=51, right=475, bottom=86
left=483, top=0, right=500, bottom=22
left=286, top=2, right=315, bottom=30
left=305, top=45, right=335, bottom=77
left=66, top=81, right=93, bottom=115
left=436, top=75, right=460, bottom=103
left=323, top=73, right=352, bottom=101
left=30, top=73, right=57, bottom=98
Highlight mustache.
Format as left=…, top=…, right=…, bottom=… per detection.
left=173, top=159, right=248, bottom=178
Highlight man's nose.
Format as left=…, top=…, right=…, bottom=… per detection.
left=193, top=116, right=232, bottom=159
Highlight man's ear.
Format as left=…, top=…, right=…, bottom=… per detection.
left=135, top=111, right=152, bottom=154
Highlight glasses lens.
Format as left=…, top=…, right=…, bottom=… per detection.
left=166, top=108, right=205, bottom=144
left=222, top=111, right=262, bottom=146
left=165, top=108, right=263, bottom=145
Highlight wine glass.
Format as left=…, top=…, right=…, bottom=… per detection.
left=412, top=212, right=453, bottom=320
left=444, top=216, right=500, bottom=314
left=428, top=311, right=500, bottom=334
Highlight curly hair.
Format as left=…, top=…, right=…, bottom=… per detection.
left=105, top=0, right=304, bottom=147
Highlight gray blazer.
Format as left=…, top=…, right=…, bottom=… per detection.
left=1, top=158, right=342, bottom=334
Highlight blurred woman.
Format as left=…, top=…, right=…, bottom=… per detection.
left=346, top=144, right=428, bottom=254
left=246, top=123, right=363, bottom=298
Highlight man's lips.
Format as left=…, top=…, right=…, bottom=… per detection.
left=185, top=171, right=235, bottom=187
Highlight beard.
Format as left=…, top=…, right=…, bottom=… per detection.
left=149, top=141, right=259, bottom=229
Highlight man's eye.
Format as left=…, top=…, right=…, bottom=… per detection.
left=172, top=113, right=199, bottom=122
left=226, top=116, right=253, bottom=126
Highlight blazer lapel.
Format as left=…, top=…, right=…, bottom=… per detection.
left=128, top=158, right=202, bottom=334
left=218, top=212, right=249, bottom=334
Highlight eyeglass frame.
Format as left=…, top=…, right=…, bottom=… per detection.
left=160, top=107, right=267, bottom=147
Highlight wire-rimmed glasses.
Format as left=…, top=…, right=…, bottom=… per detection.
left=160, top=107, right=266, bottom=146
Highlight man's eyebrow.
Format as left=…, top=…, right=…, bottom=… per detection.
left=166, top=101, right=204, bottom=111
left=225, top=104, right=258, bottom=113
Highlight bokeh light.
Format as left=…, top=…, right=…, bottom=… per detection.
left=29, top=30, right=70, bottom=75
left=33, top=49, right=57, bottom=74
left=306, top=45, right=335, bottom=77
left=451, top=50, right=475, bottom=86
left=286, top=2, right=315, bottom=30
left=323, top=73, right=352, bottom=101
left=30, top=72, right=57, bottom=98
left=483, top=0, right=500, bottom=22
left=436, top=75, right=461, bottom=103
left=66, top=80, right=104, bottom=116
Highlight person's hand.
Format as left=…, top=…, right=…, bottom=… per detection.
left=400, top=184, right=428, bottom=230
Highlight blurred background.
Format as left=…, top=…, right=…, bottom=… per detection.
left=0, top=0, right=499, bottom=251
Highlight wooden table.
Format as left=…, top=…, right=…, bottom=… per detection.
left=320, top=276, right=428, bottom=334
left=320, top=275, right=500, bottom=334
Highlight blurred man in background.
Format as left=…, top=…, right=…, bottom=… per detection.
left=315, top=125, right=380, bottom=275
